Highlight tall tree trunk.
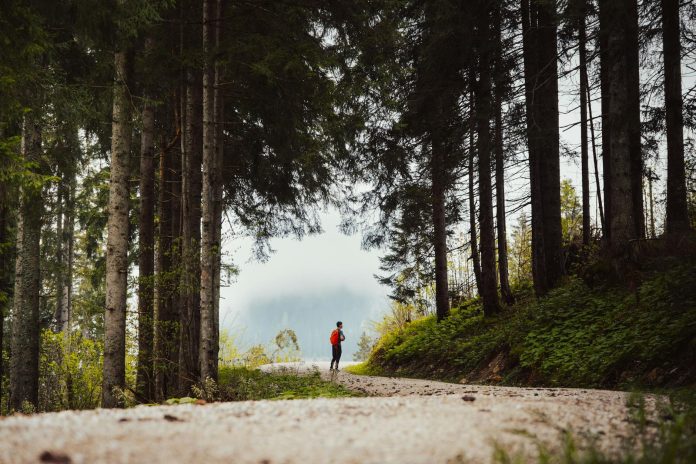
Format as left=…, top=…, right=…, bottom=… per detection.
left=103, top=48, right=133, bottom=409
left=54, top=180, right=66, bottom=331
left=585, top=71, right=606, bottom=233
left=476, top=3, right=501, bottom=317
left=579, top=0, right=591, bottom=246
left=536, top=0, right=563, bottom=289
left=169, top=120, right=182, bottom=396
left=61, top=174, right=75, bottom=334
left=431, top=131, right=450, bottom=321
left=599, top=0, right=612, bottom=243
left=521, top=0, right=548, bottom=295
left=662, top=0, right=690, bottom=235
left=154, top=118, right=180, bottom=401
left=10, top=114, right=43, bottom=411
left=179, top=68, right=203, bottom=393
left=212, top=0, right=224, bottom=363
left=493, top=4, right=514, bottom=305
left=468, top=87, right=482, bottom=294
left=599, top=0, right=643, bottom=248
left=137, top=72, right=156, bottom=402
left=0, top=165, right=7, bottom=411
left=200, top=0, right=220, bottom=380
left=0, top=201, right=7, bottom=411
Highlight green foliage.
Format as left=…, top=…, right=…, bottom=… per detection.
left=200, top=366, right=356, bottom=402
left=365, top=262, right=696, bottom=389
left=38, top=330, right=103, bottom=412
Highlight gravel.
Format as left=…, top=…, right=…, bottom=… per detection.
left=0, top=363, right=655, bottom=464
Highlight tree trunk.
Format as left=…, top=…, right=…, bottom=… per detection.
left=585, top=70, right=606, bottom=233
left=61, top=174, right=75, bottom=334
left=431, top=132, right=450, bottom=321
left=154, top=119, right=180, bottom=401
left=535, top=1, right=563, bottom=289
left=212, top=0, right=224, bottom=364
left=521, top=0, right=548, bottom=295
left=599, top=0, right=643, bottom=248
left=103, top=48, right=133, bottom=409
left=662, top=0, right=690, bottom=235
left=0, top=202, right=6, bottom=411
left=476, top=4, right=501, bottom=317
left=493, top=3, right=514, bottom=305
left=54, top=180, right=66, bottom=331
left=579, top=1, right=591, bottom=246
left=468, top=87, right=482, bottom=295
left=179, top=66, right=203, bottom=393
left=10, top=114, right=43, bottom=411
left=200, top=0, right=220, bottom=380
left=137, top=72, right=156, bottom=402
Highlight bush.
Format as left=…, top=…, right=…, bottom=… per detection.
left=39, top=330, right=103, bottom=412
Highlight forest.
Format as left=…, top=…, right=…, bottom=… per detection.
left=0, top=0, right=695, bottom=439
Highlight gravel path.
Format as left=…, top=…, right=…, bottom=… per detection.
left=0, top=363, right=654, bottom=464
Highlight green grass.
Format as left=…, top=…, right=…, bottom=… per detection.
left=215, top=366, right=358, bottom=401
left=343, top=362, right=383, bottom=376
left=365, top=260, right=696, bottom=389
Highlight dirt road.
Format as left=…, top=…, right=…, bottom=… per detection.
left=0, top=363, right=653, bottom=463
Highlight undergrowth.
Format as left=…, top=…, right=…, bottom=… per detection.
left=363, top=261, right=696, bottom=389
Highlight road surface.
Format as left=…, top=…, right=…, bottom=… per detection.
left=0, top=363, right=654, bottom=463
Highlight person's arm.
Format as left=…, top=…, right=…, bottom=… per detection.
left=340, top=330, right=345, bottom=341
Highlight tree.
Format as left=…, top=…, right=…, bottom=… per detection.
left=10, top=114, right=43, bottom=411
left=136, top=37, right=156, bottom=402
left=662, top=0, right=690, bottom=236
left=475, top=1, right=500, bottom=316
left=493, top=3, right=514, bottom=305
left=598, top=0, right=644, bottom=248
left=200, top=0, right=220, bottom=381
left=353, top=332, right=375, bottom=362
left=102, top=23, right=133, bottom=408
left=521, top=0, right=563, bottom=295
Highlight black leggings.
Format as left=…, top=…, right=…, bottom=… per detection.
left=331, top=344, right=342, bottom=367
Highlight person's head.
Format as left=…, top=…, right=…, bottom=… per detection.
left=336, top=321, right=343, bottom=329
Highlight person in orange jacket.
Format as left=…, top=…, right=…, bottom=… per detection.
left=329, top=321, right=345, bottom=370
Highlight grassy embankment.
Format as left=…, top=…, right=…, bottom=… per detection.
left=350, top=258, right=696, bottom=390
left=190, top=366, right=357, bottom=402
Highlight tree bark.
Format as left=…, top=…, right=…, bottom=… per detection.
left=200, top=0, right=220, bottom=380
left=662, top=0, right=690, bottom=235
left=137, top=70, right=156, bottom=402
left=599, top=0, right=643, bottom=248
left=179, top=65, right=203, bottom=392
left=154, top=121, right=180, bottom=401
left=103, top=48, right=133, bottom=409
left=493, top=3, right=514, bottom=305
left=579, top=1, right=591, bottom=246
left=10, top=113, right=43, bottom=411
left=212, top=0, right=224, bottom=365
left=476, top=3, right=501, bottom=317
left=468, top=86, right=482, bottom=295
left=585, top=70, right=606, bottom=233
left=431, top=131, right=450, bottom=321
